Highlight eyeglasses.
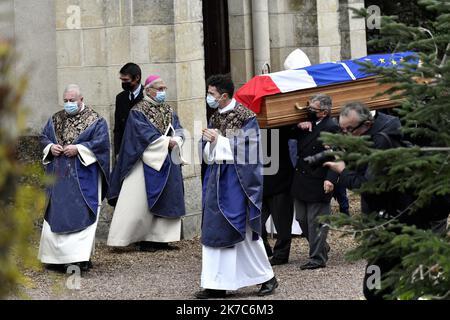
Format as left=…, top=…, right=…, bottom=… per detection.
left=307, top=107, right=322, bottom=113
left=341, top=120, right=366, bottom=134
left=149, top=86, right=167, bottom=92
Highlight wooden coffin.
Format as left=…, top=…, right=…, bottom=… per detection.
left=257, top=77, right=400, bottom=128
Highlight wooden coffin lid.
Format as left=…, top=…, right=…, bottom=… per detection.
left=257, top=77, right=400, bottom=128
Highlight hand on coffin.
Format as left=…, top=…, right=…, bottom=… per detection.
left=323, top=160, right=346, bottom=174
left=50, top=144, right=64, bottom=157
left=63, top=145, right=79, bottom=158
left=298, top=121, right=313, bottom=132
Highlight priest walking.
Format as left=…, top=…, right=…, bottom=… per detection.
left=196, top=74, right=278, bottom=299
left=39, top=84, right=110, bottom=271
left=107, top=75, right=186, bottom=251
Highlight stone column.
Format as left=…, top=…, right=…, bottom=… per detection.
left=317, top=0, right=342, bottom=63
left=339, top=0, right=367, bottom=59
left=251, top=0, right=271, bottom=75
left=228, top=0, right=254, bottom=88
left=173, top=0, right=206, bottom=239
left=268, top=0, right=319, bottom=70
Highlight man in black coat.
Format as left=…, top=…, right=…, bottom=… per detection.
left=325, top=102, right=450, bottom=299
left=261, top=126, right=295, bottom=265
left=113, top=63, right=144, bottom=157
left=291, top=93, right=340, bottom=270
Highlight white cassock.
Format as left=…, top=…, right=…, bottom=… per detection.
left=107, top=128, right=185, bottom=247
left=201, top=119, right=274, bottom=291
left=38, top=144, right=101, bottom=264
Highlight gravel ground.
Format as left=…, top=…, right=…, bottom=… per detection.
left=14, top=196, right=367, bottom=300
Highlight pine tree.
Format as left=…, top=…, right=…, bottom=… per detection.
left=321, top=0, right=450, bottom=300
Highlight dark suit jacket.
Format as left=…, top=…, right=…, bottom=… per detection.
left=113, top=87, right=144, bottom=156
left=263, top=126, right=294, bottom=197
left=290, top=116, right=340, bottom=203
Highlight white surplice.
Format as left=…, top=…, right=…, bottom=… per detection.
left=201, top=100, right=274, bottom=290
left=38, top=144, right=101, bottom=264
left=107, top=128, right=185, bottom=247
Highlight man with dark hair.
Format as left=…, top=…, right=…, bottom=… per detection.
left=291, top=93, right=340, bottom=270
left=114, top=62, right=144, bottom=157
left=197, top=74, right=278, bottom=299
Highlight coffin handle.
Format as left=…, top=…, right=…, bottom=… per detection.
left=295, top=103, right=307, bottom=111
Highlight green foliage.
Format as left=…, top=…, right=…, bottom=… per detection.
left=322, top=0, right=450, bottom=299
left=0, top=40, right=46, bottom=298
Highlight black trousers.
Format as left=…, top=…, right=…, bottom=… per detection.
left=261, top=192, right=294, bottom=262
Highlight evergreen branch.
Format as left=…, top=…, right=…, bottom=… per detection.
left=427, top=289, right=450, bottom=300
left=420, top=147, right=450, bottom=152
left=323, top=198, right=417, bottom=234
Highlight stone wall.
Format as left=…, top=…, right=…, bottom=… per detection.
left=228, top=0, right=367, bottom=85
left=0, top=0, right=59, bottom=133
left=63, top=0, right=204, bottom=241
left=14, top=0, right=206, bottom=241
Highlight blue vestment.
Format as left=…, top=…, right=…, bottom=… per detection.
left=201, top=105, right=263, bottom=248
left=41, top=108, right=110, bottom=234
left=108, top=102, right=186, bottom=218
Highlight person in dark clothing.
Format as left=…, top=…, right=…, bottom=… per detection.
left=261, top=126, right=295, bottom=265
left=332, top=183, right=350, bottom=215
left=328, top=103, right=404, bottom=215
left=114, top=63, right=144, bottom=157
left=325, top=102, right=450, bottom=300
left=291, top=93, right=340, bottom=270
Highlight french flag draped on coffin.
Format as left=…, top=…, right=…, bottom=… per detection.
left=235, top=52, right=417, bottom=114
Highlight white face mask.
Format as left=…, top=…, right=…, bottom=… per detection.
left=206, top=94, right=223, bottom=109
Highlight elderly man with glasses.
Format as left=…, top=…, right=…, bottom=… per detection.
left=290, top=93, right=340, bottom=270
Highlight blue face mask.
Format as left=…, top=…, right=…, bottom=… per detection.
left=64, top=102, right=79, bottom=115
left=206, top=94, right=222, bottom=109
left=155, top=91, right=166, bottom=103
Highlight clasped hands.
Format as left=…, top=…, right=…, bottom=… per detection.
left=50, top=144, right=78, bottom=157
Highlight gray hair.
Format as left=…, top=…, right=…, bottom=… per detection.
left=340, top=102, right=374, bottom=122
left=64, top=84, right=82, bottom=97
left=310, top=93, right=332, bottom=113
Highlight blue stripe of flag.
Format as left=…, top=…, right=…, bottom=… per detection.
left=303, top=63, right=354, bottom=86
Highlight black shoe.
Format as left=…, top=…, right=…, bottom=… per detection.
left=300, top=261, right=326, bottom=270
left=258, top=277, right=278, bottom=296
left=156, top=243, right=179, bottom=251
left=68, top=261, right=92, bottom=272
left=138, top=242, right=158, bottom=252
left=269, top=258, right=288, bottom=266
left=44, top=264, right=66, bottom=273
left=195, top=289, right=227, bottom=299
